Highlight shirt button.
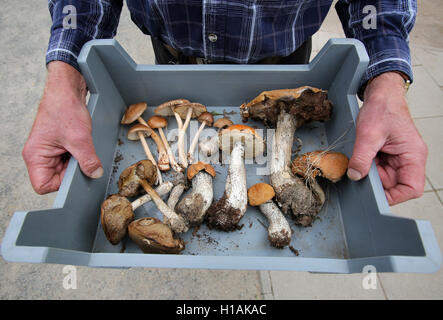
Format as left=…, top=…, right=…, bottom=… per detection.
left=208, top=33, right=217, bottom=42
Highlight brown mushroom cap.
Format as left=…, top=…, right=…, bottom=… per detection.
left=121, top=102, right=147, bottom=124
left=118, top=160, right=158, bottom=197
left=100, top=194, right=134, bottom=245
left=127, top=123, right=153, bottom=140
left=187, top=161, right=216, bottom=180
left=291, top=151, right=349, bottom=183
left=219, top=124, right=265, bottom=159
left=198, top=112, right=214, bottom=126
left=154, top=99, right=190, bottom=117
left=240, top=86, right=332, bottom=128
left=248, top=183, right=276, bottom=206
left=173, top=103, right=206, bottom=119
left=214, top=117, right=234, bottom=129
left=128, top=217, right=185, bottom=254
left=147, top=116, right=168, bottom=129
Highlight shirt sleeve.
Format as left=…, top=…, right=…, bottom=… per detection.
left=46, top=0, right=123, bottom=72
left=335, top=0, right=416, bottom=99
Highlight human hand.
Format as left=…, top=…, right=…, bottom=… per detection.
left=22, top=62, right=103, bottom=194
left=347, top=72, right=428, bottom=205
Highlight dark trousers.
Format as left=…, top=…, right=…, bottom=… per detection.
left=151, top=37, right=312, bottom=65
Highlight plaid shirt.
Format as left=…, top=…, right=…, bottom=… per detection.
left=47, top=0, right=417, bottom=91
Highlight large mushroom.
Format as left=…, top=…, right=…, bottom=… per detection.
left=100, top=182, right=174, bottom=245
left=127, top=124, right=163, bottom=184
left=173, top=103, right=207, bottom=169
left=147, top=116, right=182, bottom=173
left=206, top=125, right=265, bottom=231
left=187, top=112, right=214, bottom=164
left=175, top=162, right=216, bottom=226
left=240, top=87, right=333, bottom=226
left=248, top=183, right=292, bottom=248
left=118, top=160, right=188, bottom=233
left=291, top=150, right=349, bottom=210
left=198, top=117, right=233, bottom=158
left=128, top=217, right=185, bottom=254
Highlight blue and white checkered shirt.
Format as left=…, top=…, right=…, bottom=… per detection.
left=47, top=0, right=416, bottom=92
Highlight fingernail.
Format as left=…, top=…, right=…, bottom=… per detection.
left=90, top=167, right=104, bottom=179
left=347, top=168, right=362, bottom=181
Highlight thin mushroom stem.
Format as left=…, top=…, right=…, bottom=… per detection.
left=138, top=132, right=163, bottom=185
left=167, top=183, right=185, bottom=210
left=131, top=182, right=173, bottom=210
left=158, top=127, right=182, bottom=173
left=187, top=121, right=207, bottom=164
left=139, top=180, right=188, bottom=233
left=177, top=108, right=193, bottom=168
left=137, top=117, right=169, bottom=171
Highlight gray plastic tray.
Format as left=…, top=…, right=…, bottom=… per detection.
left=2, top=39, right=441, bottom=273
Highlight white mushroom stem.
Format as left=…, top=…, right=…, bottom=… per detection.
left=138, top=132, right=163, bottom=185
left=187, top=121, right=207, bottom=164
left=167, top=183, right=185, bottom=210
left=139, top=180, right=188, bottom=233
left=157, top=127, right=182, bottom=173
left=269, top=111, right=318, bottom=221
left=177, top=108, right=193, bottom=169
left=175, top=171, right=214, bottom=226
left=225, top=142, right=248, bottom=216
left=258, top=201, right=292, bottom=248
left=131, top=182, right=173, bottom=210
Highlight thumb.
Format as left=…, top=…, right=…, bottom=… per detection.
left=67, top=133, right=103, bottom=179
left=347, top=124, right=385, bottom=181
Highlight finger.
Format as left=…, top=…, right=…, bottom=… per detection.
left=347, top=124, right=385, bottom=181
left=25, top=157, right=68, bottom=195
left=66, top=133, right=103, bottom=179
left=384, top=164, right=425, bottom=205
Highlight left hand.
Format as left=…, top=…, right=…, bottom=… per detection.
left=347, top=72, right=428, bottom=205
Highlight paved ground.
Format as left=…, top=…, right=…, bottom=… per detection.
left=0, top=1, right=442, bottom=299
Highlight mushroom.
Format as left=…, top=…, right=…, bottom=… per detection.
left=206, top=125, right=265, bottom=231
left=240, top=87, right=332, bottom=226
left=128, top=217, right=185, bottom=254
left=127, top=124, right=163, bottom=184
left=154, top=99, right=194, bottom=169
left=118, top=159, right=188, bottom=233
left=187, top=112, right=214, bottom=164
left=173, top=102, right=207, bottom=169
left=199, top=117, right=234, bottom=158
left=100, top=182, right=174, bottom=245
left=291, top=150, right=349, bottom=209
left=175, top=162, right=216, bottom=226
left=147, top=116, right=182, bottom=173
left=247, top=183, right=292, bottom=248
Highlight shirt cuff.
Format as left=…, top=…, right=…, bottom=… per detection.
left=358, top=35, right=413, bottom=100
left=46, top=27, right=93, bottom=73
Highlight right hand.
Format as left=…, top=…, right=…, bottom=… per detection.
left=22, top=62, right=103, bottom=194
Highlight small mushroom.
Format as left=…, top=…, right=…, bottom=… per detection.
left=100, top=182, right=174, bottom=245
left=206, top=125, right=265, bottom=231
left=118, top=160, right=188, bottom=233
left=128, top=217, right=185, bottom=254
left=154, top=99, right=192, bottom=169
left=187, top=112, right=214, bottom=164
left=127, top=124, right=162, bottom=184
left=173, top=102, right=207, bottom=169
left=248, top=183, right=292, bottom=248
left=148, top=116, right=182, bottom=173
left=199, top=117, right=234, bottom=158
left=291, top=151, right=349, bottom=210
left=176, top=162, right=216, bottom=226
left=240, top=87, right=333, bottom=226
